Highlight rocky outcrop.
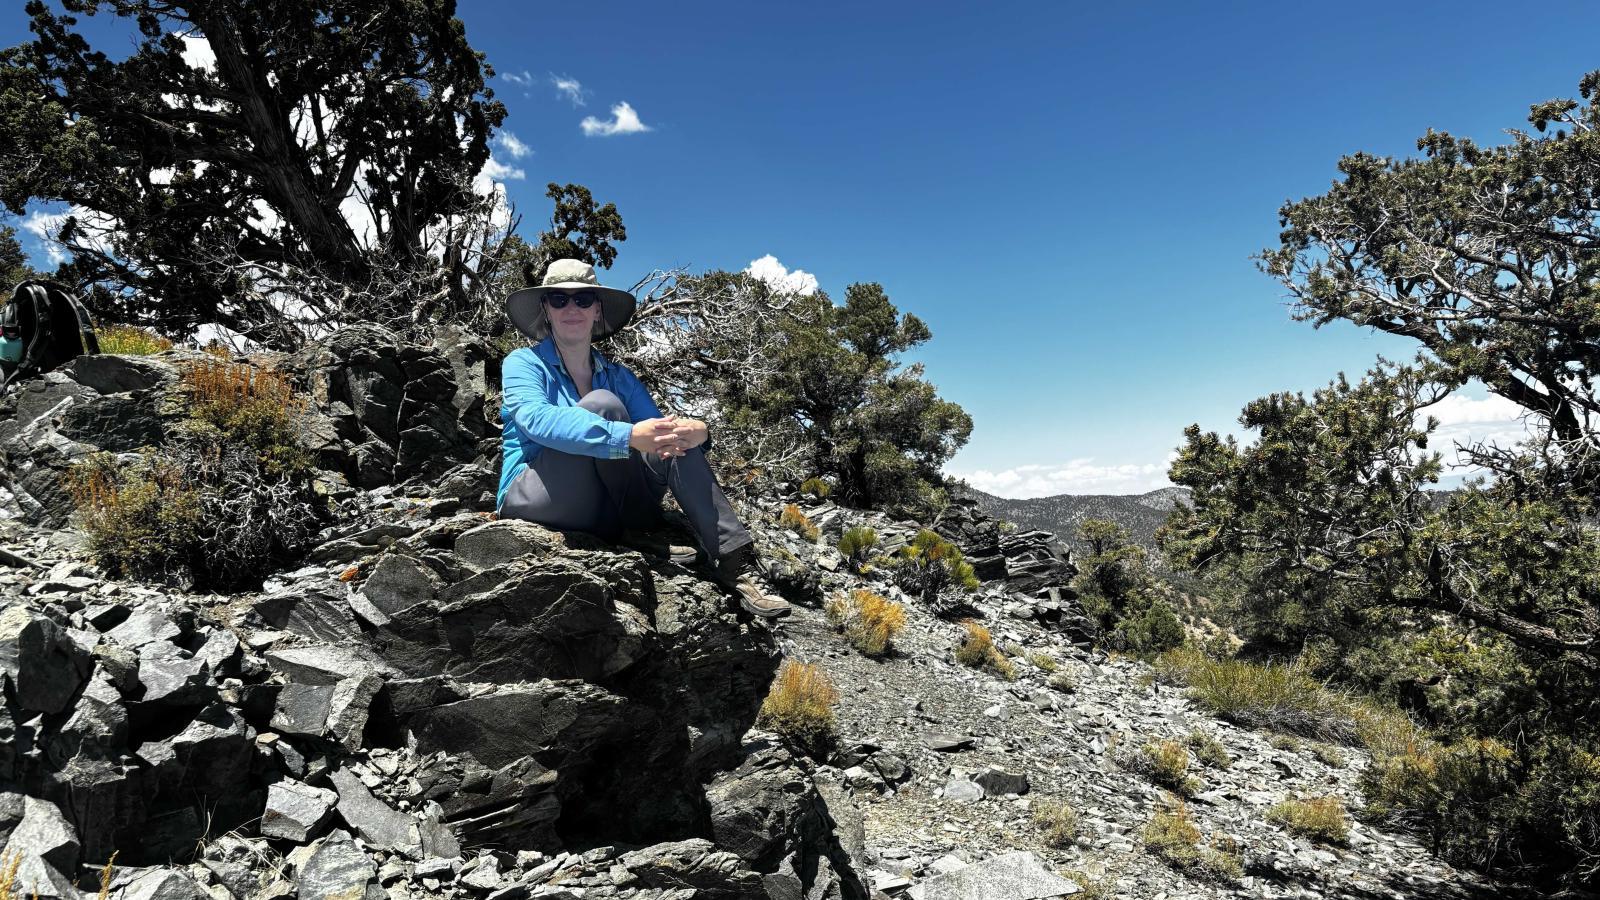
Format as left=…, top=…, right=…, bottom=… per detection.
left=0, top=325, right=499, bottom=529
left=286, top=323, right=496, bottom=492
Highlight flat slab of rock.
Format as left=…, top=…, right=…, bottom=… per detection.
left=297, top=832, right=375, bottom=900
left=330, top=768, right=421, bottom=857
left=941, top=778, right=983, bottom=803
left=921, top=733, right=975, bottom=752
left=122, top=869, right=208, bottom=900
left=266, top=644, right=400, bottom=686
left=262, top=780, right=336, bottom=842
left=909, top=851, right=1079, bottom=900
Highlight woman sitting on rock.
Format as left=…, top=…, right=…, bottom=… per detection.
left=496, top=258, right=791, bottom=619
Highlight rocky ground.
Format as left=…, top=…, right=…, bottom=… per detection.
left=0, top=330, right=1539, bottom=900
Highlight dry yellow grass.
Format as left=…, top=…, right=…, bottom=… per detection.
left=825, top=589, right=906, bottom=657
left=955, top=620, right=1016, bottom=681
left=97, top=324, right=173, bottom=355
left=1031, top=798, right=1079, bottom=848
left=1143, top=798, right=1242, bottom=881
left=757, top=660, right=839, bottom=757
left=778, top=503, right=820, bottom=542
left=1268, top=795, right=1350, bottom=845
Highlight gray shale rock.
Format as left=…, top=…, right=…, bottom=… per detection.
left=329, top=767, right=421, bottom=857
left=261, top=780, right=337, bottom=842
left=0, top=605, right=93, bottom=714
left=121, top=869, right=208, bottom=900
left=296, top=831, right=376, bottom=900
left=908, top=851, right=1078, bottom=900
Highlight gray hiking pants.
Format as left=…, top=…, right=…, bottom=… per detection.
left=499, top=389, right=752, bottom=559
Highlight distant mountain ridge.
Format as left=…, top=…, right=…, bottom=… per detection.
left=961, top=485, right=1191, bottom=554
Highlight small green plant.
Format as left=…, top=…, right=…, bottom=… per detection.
left=1270, top=734, right=1302, bottom=753
left=1267, top=796, right=1350, bottom=845
left=800, top=476, right=832, bottom=499
left=1049, top=669, right=1078, bottom=693
left=1309, top=742, right=1347, bottom=768
left=1028, top=651, right=1059, bottom=672
left=824, top=589, right=907, bottom=657
left=1142, top=798, right=1241, bottom=882
left=837, top=525, right=880, bottom=571
left=1059, top=870, right=1109, bottom=900
left=1031, top=798, right=1079, bottom=848
left=1122, top=739, right=1202, bottom=796
left=98, top=324, right=173, bottom=355
left=779, top=503, right=821, bottom=542
left=891, top=529, right=980, bottom=603
left=1186, top=730, right=1232, bottom=770
left=1000, top=640, right=1027, bottom=659
left=66, top=451, right=204, bottom=581
left=757, top=660, right=839, bottom=759
left=955, top=620, right=1016, bottom=681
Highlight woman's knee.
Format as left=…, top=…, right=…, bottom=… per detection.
left=579, top=389, right=627, bottom=422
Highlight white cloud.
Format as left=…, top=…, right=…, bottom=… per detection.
left=502, top=70, right=534, bottom=87
left=1423, top=390, right=1534, bottom=474
left=21, top=209, right=70, bottom=264
left=550, top=75, right=588, bottom=106
left=178, top=34, right=215, bottom=72
left=744, top=254, right=818, bottom=295
left=479, top=157, right=526, bottom=184
left=952, top=458, right=1174, bottom=499
left=580, top=101, right=651, bottom=137
left=493, top=131, right=531, bottom=159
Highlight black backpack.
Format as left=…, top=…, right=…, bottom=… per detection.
left=0, top=280, right=101, bottom=393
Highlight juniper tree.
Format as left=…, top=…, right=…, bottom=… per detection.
left=0, top=0, right=505, bottom=344
left=1164, top=70, right=1600, bottom=884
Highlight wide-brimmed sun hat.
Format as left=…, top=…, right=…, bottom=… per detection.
left=506, top=258, right=636, bottom=341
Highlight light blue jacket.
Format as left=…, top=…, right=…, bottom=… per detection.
left=497, top=337, right=663, bottom=509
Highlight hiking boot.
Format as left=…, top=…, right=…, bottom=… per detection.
left=716, top=543, right=791, bottom=619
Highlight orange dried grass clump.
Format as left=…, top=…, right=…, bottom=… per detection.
left=825, top=589, right=906, bottom=657
left=955, top=619, right=1016, bottom=680
left=182, top=359, right=305, bottom=452
left=757, top=660, right=839, bottom=757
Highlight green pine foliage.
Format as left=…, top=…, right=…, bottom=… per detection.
left=716, top=280, right=972, bottom=511
left=1159, top=71, right=1600, bottom=887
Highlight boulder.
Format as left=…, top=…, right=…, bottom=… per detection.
left=972, top=767, right=1030, bottom=797
left=265, top=644, right=400, bottom=686
left=617, top=839, right=764, bottom=899
left=253, top=588, right=362, bottom=644
left=376, top=553, right=653, bottom=684
left=104, top=608, right=181, bottom=648
left=325, top=674, right=383, bottom=749
left=1, top=795, right=79, bottom=873
left=134, top=642, right=209, bottom=706
left=261, top=780, right=337, bottom=842
left=121, top=869, right=208, bottom=900
left=295, top=831, right=375, bottom=900
left=359, top=554, right=442, bottom=618
left=329, top=767, right=421, bottom=857
left=451, top=521, right=563, bottom=572
left=0, top=605, right=93, bottom=715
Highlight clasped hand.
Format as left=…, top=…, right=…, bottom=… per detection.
left=629, top=415, right=707, bottom=460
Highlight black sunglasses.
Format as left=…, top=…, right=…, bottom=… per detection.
left=544, top=290, right=599, bottom=309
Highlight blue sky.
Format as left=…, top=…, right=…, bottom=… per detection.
left=6, top=1, right=1597, bottom=495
